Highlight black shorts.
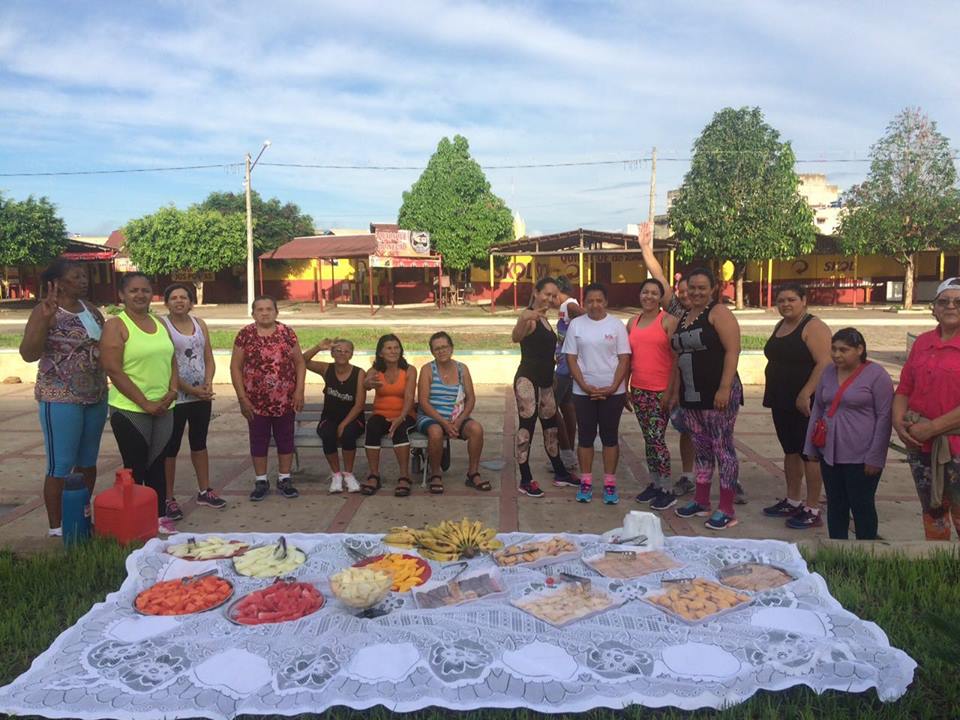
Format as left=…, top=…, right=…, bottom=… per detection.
left=165, top=400, right=212, bottom=457
left=771, top=407, right=810, bottom=457
left=365, top=414, right=415, bottom=447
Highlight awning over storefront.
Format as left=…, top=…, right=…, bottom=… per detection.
left=260, top=234, right=377, bottom=260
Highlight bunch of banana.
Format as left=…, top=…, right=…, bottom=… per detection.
left=383, top=526, right=423, bottom=549
left=415, top=518, right=504, bottom=561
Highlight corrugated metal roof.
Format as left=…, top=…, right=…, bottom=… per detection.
left=261, top=234, right=377, bottom=260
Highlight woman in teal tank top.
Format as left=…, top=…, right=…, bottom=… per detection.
left=100, top=273, right=178, bottom=534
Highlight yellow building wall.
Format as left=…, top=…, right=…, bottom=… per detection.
left=749, top=250, right=942, bottom=283
left=263, top=258, right=358, bottom=282
left=470, top=255, right=652, bottom=285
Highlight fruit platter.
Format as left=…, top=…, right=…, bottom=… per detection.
left=165, top=536, right=251, bottom=561
left=583, top=549, right=682, bottom=579
left=643, top=578, right=752, bottom=623
left=225, top=579, right=325, bottom=625
left=329, top=567, right=394, bottom=613
left=383, top=518, right=504, bottom=561
left=492, top=535, right=580, bottom=568
left=717, top=562, right=795, bottom=592
left=135, top=572, right=234, bottom=616
left=233, top=537, right=307, bottom=578
left=353, top=553, right=431, bottom=592
left=412, top=569, right=506, bottom=609
left=512, top=582, right=622, bottom=627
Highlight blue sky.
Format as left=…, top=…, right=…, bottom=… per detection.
left=1, top=0, right=958, bottom=236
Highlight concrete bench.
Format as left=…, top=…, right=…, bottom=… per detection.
left=279, top=403, right=449, bottom=487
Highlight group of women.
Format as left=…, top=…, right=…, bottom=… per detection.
left=22, top=257, right=960, bottom=544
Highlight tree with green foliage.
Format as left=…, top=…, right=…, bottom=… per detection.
left=838, top=107, right=960, bottom=309
left=197, top=190, right=315, bottom=254
left=124, top=206, right=246, bottom=304
left=398, top=135, right=513, bottom=274
left=0, top=193, right=68, bottom=267
left=669, top=107, right=815, bottom=308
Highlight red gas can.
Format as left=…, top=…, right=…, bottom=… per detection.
left=94, top=469, right=158, bottom=544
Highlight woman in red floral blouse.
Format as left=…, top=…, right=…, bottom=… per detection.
left=230, top=296, right=306, bottom=502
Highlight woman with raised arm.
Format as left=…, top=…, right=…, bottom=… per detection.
left=20, top=259, right=108, bottom=538
left=303, top=338, right=366, bottom=494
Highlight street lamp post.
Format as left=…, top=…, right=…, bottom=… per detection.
left=245, top=140, right=271, bottom=308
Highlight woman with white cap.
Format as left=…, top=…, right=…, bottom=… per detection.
left=893, top=277, right=960, bottom=541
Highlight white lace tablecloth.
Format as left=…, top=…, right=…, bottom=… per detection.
left=0, top=533, right=915, bottom=718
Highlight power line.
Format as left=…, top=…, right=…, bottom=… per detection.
left=0, top=163, right=234, bottom=178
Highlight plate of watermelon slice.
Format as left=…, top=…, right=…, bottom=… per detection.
left=225, top=578, right=325, bottom=625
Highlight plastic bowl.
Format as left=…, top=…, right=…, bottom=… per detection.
left=329, top=567, right=394, bottom=609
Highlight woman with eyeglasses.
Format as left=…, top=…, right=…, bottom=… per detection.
left=303, top=338, right=366, bottom=494
left=416, top=331, right=485, bottom=494
left=804, top=328, right=893, bottom=539
left=893, top=277, right=960, bottom=541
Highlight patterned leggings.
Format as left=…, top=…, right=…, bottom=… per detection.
left=908, top=453, right=960, bottom=541
left=629, top=387, right=671, bottom=489
left=514, top=376, right=566, bottom=485
left=682, top=381, right=742, bottom=516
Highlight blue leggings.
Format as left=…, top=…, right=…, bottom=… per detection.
left=39, top=400, right=108, bottom=477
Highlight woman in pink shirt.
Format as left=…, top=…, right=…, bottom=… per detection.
left=893, top=277, right=960, bottom=541
left=626, top=278, right=678, bottom=511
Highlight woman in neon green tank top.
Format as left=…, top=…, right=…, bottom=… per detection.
left=100, top=272, right=179, bottom=535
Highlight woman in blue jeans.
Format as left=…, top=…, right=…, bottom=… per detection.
left=20, top=259, right=108, bottom=537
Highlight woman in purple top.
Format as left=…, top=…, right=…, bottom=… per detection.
left=804, top=328, right=894, bottom=539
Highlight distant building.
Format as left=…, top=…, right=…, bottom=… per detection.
left=798, top=174, right=842, bottom=235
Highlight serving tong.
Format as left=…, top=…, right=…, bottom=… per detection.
left=609, top=534, right=647, bottom=547
left=558, top=572, right=592, bottom=591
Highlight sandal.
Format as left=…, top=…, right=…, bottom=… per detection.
left=428, top=475, right=444, bottom=494
left=465, top=472, right=491, bottom=492
left=395, top=477, right=412, bottom=497
left=360, top=474, right=381, bottom=496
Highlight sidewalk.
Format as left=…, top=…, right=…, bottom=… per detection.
left=0, top=381, right=934, bottom=554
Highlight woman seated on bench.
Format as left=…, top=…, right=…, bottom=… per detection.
left=416, top=331, right=487, bottom=495
left=303, top=338, right=366, bottom=494
left=362, top=334, right=417, bottom=496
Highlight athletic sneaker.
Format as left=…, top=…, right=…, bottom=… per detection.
left=786, top=507, right=823, bottom=529
left=277, top=478, right=300, bottom=499
left=250, top=480, right=270, bottom=502
left=650, top=489, right=678, bottom=511
left=328, top=472, right=344, bottom=494
left=518, top=481, right=545, bottom=498
left=342, top=472, right=361, bottom=493
left=603, top=485, right=620, bottom=505
left=158, top=517, right=176, bottom=535
left=705, top=511, right=739, bottom=531
left=576, top=483, right=593, bottom=503
left=734, top=482, right=748, bottom=505
left=196, top=490, right=227, bottom=509
left=164, top=498, right=184, bottom=522
left=673, top=476, right=696, bottom=496
left=675, top=501, right=711, bottom=518
left=635, top=483, right=659, bottom=504
left=763, top=498, right=802, bottom=518
left=553, top=473, right=580, bottom=488
left=47, top=527, right=63, bottom=538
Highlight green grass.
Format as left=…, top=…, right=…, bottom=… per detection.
left=0, top=330, right=770, bottom=352
left=1, top=542, right=958, bottom=719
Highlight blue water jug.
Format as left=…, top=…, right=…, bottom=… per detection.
left=62, top=474, right=92, bottom=546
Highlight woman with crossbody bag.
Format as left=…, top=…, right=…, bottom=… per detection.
left=804, top=328, right=894, bottom=539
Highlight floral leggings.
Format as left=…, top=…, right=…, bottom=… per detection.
left=682, top=380, right=743, bottom=516
left=514, top=376, right=566, bottom=485
left=629, top=387, right=671, bottom=489
left=908, top=453, right=960, bottom=541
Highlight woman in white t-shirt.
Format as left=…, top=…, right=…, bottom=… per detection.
left=562, top=283, right=631, bottom=506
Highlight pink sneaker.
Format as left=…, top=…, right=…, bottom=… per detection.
left=158, top=517, right=176, bottom=536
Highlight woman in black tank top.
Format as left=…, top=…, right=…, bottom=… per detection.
left=303, top=339, right=367, bottom=493
left=761, top=283, right=832, bottom=528
left=669, top=267, right=744, bottom=531
left=511, top=277, right=576, bottom=496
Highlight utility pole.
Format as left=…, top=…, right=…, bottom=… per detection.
left=245, top=153, right=254, bottom=309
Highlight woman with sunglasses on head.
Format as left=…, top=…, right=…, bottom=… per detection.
left=20, top=259, right=108, bottom=538
left=417, top=331, right=485, bottom=494
left=670, top=267, right=744, bottom=530
left=160, top=283, right=224, bottom=521
left=893, top=278, right=960, bottom=541
left=762, top=283, right=832, bottom=530
left=362, top=334, right=417, bottom=496
left=303, top=338, right=366, bottom=494
left=805, top=328, right=893, bottom=540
